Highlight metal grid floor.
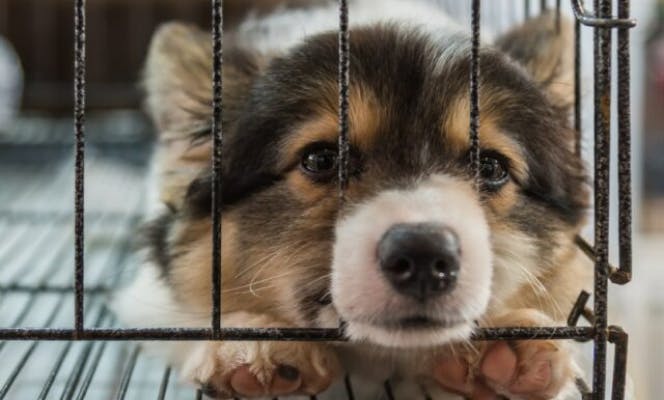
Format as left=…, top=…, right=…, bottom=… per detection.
left=0, top=122, right=175, bottom=400
left=0, top=116, right=403, bottom=400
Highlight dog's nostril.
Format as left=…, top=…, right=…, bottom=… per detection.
left=378, top=223, right=461, bottom=301
left=386, top=257, right=415, bottom=281
left=432, top=259, right=459, bottom=287
left=434, top=260, right=448, bottom=276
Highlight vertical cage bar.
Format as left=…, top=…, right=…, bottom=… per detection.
left=541, top=0, right=548, bottom=11
left=383, top=381, right=395, bottom=400
left=592, top=0, right=612, bottom=397
left=469, top=0, right=481, bottom=182
left=574, top=17, right=582, bottom=156
left=73, top=0, right=86, bottom=335
left=555, top=0, right=562, bottom=31
left=525, top=0, right=531, bottom=19
left=211, top=0, right=223, bottom=337
left=614, top=0, right=632, bottom=284
left=608, top=326, right=628, bottom=400
left=338, top=0, right=350, bottom=196
left=344, top=374, right=355, bottom=400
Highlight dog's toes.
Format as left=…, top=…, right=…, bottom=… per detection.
left=188, top=340, right=338, bottom=399
left=510, top=356, right=552, bottom=394
left=226, top=364, right=303, bottom=397
left=228, top=365, right=266, bottom=397
left=480, top=340, right=573, bottom=400
left=480, top=342, right=518, bottom=387
left=271, top=364, right=303, bottom=394
left=431, top=355, right=473, bottom=395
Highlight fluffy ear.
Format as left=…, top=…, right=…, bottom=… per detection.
left=142, top=22, right=263, bottom=211
left=143, top=22, right=212, bottom=136
left=143, top=22, right=262, bottom=136
left=495, top=12, right=574, bottom=109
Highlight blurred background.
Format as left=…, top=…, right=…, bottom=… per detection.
left=0, top=0, right=661, bottom=399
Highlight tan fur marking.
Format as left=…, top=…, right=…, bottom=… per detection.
left=504, top=238, right=592, bottom=322
left=168, top=217, right=278, bottom=317
left=443, top=94, right=529, bottom=184
left=286, top=172, right=330, bottom=204
left=280, top=85, right=383, bottom=169
left=443, top=94, right=528, bottom=215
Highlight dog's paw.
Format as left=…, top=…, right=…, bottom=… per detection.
left=181, top=340, right=340, bottom=399
left=429, top=309, right=577, bottom=400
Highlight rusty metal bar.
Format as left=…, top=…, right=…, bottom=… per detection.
left=73, top=0, right=86, bottom=335
left=571, top=0, right=635, bottom=28
left=608, top=326, right=629, bottom=400
left=469, top=0, right=481, bottom=182
left=338, top=0, right=350, bottom=196
left=591, top=0, right=612, bottom=397
left=614, top=0, right=632, bottom=285
left=211, top=0, right=224, bottom=338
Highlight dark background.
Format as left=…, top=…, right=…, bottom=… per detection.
left=0, top=0, right=305, bottom=113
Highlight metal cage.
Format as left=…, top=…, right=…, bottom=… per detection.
left=0, top=0, right=637, bottom=399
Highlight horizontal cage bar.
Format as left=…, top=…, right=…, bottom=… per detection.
left=0, top=326, right=595, bottom=341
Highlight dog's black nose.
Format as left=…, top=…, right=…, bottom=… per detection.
left=378, top=223, right=460, bottom=302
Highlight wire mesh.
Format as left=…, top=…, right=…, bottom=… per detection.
left=0, top=0, right=637, bottom=399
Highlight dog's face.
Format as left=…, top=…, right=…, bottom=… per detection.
left=144, top=14, right=587, bottom=347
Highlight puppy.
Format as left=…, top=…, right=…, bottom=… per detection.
left=113, top=1, right=591, bottom=399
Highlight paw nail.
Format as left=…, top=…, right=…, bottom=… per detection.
left=277, top=364, right=300, bottom=381
left=200, top=383, right=220, bottom=398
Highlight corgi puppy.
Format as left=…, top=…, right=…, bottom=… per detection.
left=113, top=1, right=590, bottom=398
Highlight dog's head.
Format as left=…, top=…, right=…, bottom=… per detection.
left=143, top=13, right=587, bottom=347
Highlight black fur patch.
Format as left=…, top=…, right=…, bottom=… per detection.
left=140, top=212, right=175, bottom=278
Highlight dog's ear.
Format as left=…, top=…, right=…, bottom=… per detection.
left=143, top=22, right=264, bottom=211
left=496, top=12, right=574, bottom=109
left=144, top=22, right=263, bottom=136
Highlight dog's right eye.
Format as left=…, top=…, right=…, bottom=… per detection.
left=300, top=145, right=338, bottom=181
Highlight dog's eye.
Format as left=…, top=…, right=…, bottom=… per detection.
left=301, top=146, right=338, bottom=180
left=479, top=154, right=509, bottom=189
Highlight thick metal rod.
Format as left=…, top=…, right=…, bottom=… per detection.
left=73, top=0, right=86, bottom=335
left=338, top=0, right=350, bottom=196
left=608, top=326, right=629, bottom=400
left=574, top=17, right=582, bottom=156
left=571, top=0, right=635, bottom=28
left=0, top=326, right=594, bottom=341
left=567, top=290, right=592, bottom=327
left=614, top=0, right=632, bottom=285
left=469, top=0, right=481, bottom=183
left=211, top=0, right=223, bottom=338
left=592, top=0, right=612, bottom=397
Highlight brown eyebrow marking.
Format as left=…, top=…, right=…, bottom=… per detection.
left=442, top=92, right=529, bottom=184
left=279, top=84, right=384, bottom=170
